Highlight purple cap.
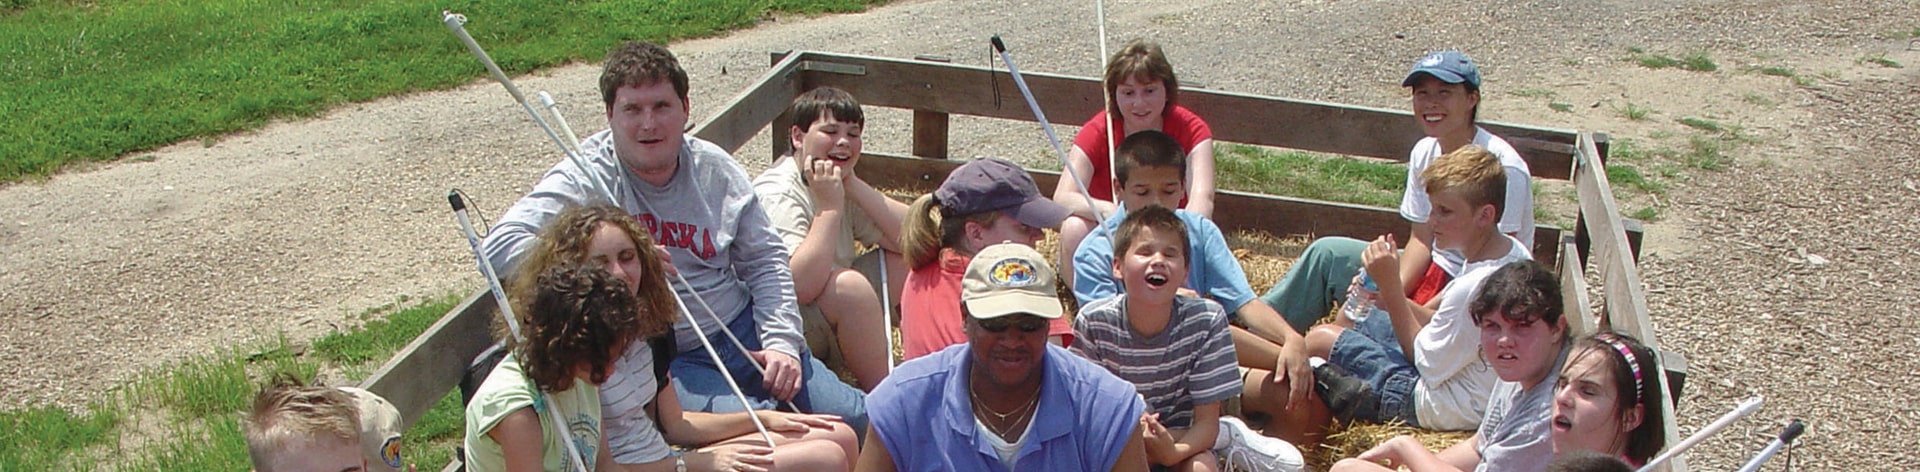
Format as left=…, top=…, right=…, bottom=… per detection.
left=1401, top=50, right=1481, bottom=88
left=935, top=158, right=1071, bottom=229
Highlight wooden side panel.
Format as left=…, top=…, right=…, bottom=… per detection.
left=692, top=53, right=807, bottom=155
left=787, top=51, right=1577, bottom=179
left=1558, top=235, right=1598, bottom=339
left=1573, top=132, right=1684, bottom=472
left=359, top=289, right=497, bottom=430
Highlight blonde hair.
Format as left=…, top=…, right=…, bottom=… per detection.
left=244, top=375, right=359, bottom=470
left=509, top=204, right=679, bottom=342
left=1104, top=39, right=1180, bottom=121
left=901, top=194, right=1002, bottom=269
left=1421, top=144, right=1507, bottom=221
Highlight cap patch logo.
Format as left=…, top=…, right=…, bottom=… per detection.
left=381, top=436, right=404, bottom=468
left=1421, top=54, right=1443, bottom=67
left=989, top=259, right=1039, bottom=287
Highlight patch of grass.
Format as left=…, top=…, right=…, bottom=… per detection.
left=1606, top=164, right=1665, bottom=194
left=1684, top=135, right=1731, bottom=170
left=1677, top=117, right=1724, bottom=133
left=1213, top=144, right=1404, bottom=208
left=1741, top=92, right=1775, bottom=107
left=1883, top=26, right=1920, bottom=40
left=1792, top=74, right=1818, bottom=87
left=1615, top=102, right=1653, bottom=121
left=0, top=402, right=123, bottom=470
left=0, top=0, right=884, bottom=185
left=1548, top=101, right=1573, bottom=112
left=1626, top=48, right=1716, bottom=72
left=1507, top=88, right=1556, bottom=99
left=1756, top=65, right=1797, bottom=77
left=0, top=294, right=465, bottom=469
left=1630, top=206, right=1661, bottom=221
left=313, top=293, right=464, bottom=364
left=1861, top=54, right=1903, bottom=68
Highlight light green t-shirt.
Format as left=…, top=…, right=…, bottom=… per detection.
left=463, top=355, right=603, bottom=472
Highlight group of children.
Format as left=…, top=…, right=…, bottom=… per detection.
left=239, top=39, right=1672, bottom=472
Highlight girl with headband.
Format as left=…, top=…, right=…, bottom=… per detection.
left=1551, top=331, right=1668, bottom=467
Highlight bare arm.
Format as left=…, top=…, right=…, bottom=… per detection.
left=1111, top=422, right=1151, bottom=472
left=489, top=408, right=550, bottom=472
left=1183, top=139, right=1217, bottom=218
left=1055, top=145, right=1116, bottom=221
left=1353, top=434, right=1478, bottom=472
left=1150, top=403, right=1222, bottom=466
left=843, top=173, right=909, bottom=252
left=1233, top=301, right=1313, bottom=410
left=855, top=425, right=898, bottom=472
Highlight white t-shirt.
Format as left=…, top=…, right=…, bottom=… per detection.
left=601, top=340, right=672, bottom=464
left=1411, top=234, right=1533, bottom=431
left=1400, top=128, right=1537, bottom=262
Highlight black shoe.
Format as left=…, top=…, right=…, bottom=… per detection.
left=1313, top=361, right=1381, bottom=422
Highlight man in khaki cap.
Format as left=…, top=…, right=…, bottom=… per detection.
left=857, top=243, right=1150, bottom=471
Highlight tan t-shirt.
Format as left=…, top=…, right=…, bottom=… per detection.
left=752, top=155, right=883, bottom=268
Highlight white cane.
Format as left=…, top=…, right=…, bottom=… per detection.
left=449, top=193, right=593, bottom=472
left=989, top=35, right=1107, bottom=225
left=443, top=11, right=781, bottom=447
left=1637, top=396, right=1764, bottom=472
left=538, top=91, right=583, bottom=146
left=879, top=255, right=895, bottom=370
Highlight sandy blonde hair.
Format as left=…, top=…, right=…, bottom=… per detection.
left=243, top=375, right=359, bottom=470
left=1421, top=144, right=1507, bottom=221
left=509, top=204, right=679, bottom=342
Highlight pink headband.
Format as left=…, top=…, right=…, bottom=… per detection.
left=1597, top=334, right=1643, bottom=404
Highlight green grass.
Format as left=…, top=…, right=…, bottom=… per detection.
left=1756, top=65, right=1797, bottom=77
left=1861, top=54, right=1903, bottom=68
left=1213, top=143, right=1405, bottom=208
left=0, top=295, right=466, bottom=470
left=1506, top=88, right=1556, bottom=99
left=1626, top=48, right=1717, bottom=72
left=1684, top=135, right=1731, bottom=170
left=1630, top=206, right=1661, bottom=222
left=1616, top=102, right=1653, bottom=121
left=1548, top=101, right=1573, bottom=112
left=1741, top=92, right=1775, bottom=107
left=1676, top=117, right=1723, bottom=133
left=0, top=0, right=882, bottom=185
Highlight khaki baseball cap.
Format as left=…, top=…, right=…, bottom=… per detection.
left=339, top=387, right=405, bottom=472
left=961, top=243, right=1063, bottom=320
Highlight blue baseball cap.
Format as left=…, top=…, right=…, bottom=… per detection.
left=1401, top=51, right=1480, bottom=88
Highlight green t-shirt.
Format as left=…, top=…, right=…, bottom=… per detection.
left=463, top=355, right=603, bottom=472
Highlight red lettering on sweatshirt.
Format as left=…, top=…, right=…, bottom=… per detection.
left=630, top=213, right=717, bottom=260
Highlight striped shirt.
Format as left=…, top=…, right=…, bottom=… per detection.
left=1071, top=294, right=1240, bottom=428
left=600, top=340, right=672, bottom=464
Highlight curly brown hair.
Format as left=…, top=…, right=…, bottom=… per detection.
left=513, top=264, right=647, bottom=392
left=510, top=204, right=679, bottom=342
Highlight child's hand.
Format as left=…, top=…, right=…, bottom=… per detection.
left=805, top=156, right=846, bottom=210
left=693, top=443, right=776, bottom=472
left=761, top=411, right=842, bottom=434
left=1359, top=234, right=1400, bottom=289
left=1139, top=413, right=1177, bottom=461
left=1354, top=435, right=1422, bottom=469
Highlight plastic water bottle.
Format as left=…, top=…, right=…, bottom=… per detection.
left=1340, top=274, right=1379, bottom=323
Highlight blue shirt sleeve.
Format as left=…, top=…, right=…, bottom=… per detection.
left=1072, top=223, right=1120, bottom=306
left=1185, top=212, right=1256, bottom=313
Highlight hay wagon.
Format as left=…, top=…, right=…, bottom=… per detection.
left=362, top=50, right=1688, bottom=471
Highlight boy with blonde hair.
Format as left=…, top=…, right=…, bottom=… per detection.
left=244, top=375, right=407, bottom=472
left=1302, top=145, right=1535, bottom=432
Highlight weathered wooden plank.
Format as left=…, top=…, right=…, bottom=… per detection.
left=851, top=152, right=1563, bottom=266
left=1558, top=235, right=1597, bottom=339
left=359, top=288, right=497, bottom=431
left=691, top=52, right=807, bottom=156
left=1573, top=132, right=1684, bottom=472
left=912, top=110, right=950, bottom=159
left=786, top=51, right=1578, bottom=180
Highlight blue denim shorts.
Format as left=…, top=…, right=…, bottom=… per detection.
left=1328, top=311, right=1421, bottom=426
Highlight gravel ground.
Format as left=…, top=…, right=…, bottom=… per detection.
left=2, top=0, right=1915, bottom=467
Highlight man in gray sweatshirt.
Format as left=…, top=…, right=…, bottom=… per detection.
left=480, top=41, right=866, bottom=432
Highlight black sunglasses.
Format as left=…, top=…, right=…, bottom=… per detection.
left=978, top=315, right=1047, bottom=333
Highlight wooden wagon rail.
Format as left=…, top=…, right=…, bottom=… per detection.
left=362, top=50, right=1683, bottom=472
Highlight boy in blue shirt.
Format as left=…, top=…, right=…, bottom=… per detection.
left=1070, top=131, right=1320, bottom=446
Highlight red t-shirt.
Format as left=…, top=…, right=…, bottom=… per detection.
left=898, top=249, right=1075, bottom=361
left=1069, top=104, right=1213, bottom=202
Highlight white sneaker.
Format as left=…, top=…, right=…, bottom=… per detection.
left=1214, top=416, right=1304, bottom=472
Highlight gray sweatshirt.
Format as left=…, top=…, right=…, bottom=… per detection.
left=480, top=130, right=804, bottom=358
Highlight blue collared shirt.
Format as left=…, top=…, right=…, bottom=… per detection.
left=866, top=343, right=1145, bottom=471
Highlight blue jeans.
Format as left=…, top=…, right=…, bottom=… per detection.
left=1328, top=311, right=1421, bottom=427
left=671, top=306, right=869, bottom=433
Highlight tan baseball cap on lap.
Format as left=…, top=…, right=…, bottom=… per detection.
left=339, top=386, right=405, bottom=472
left=961, top=243, right=1064, bottom=320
